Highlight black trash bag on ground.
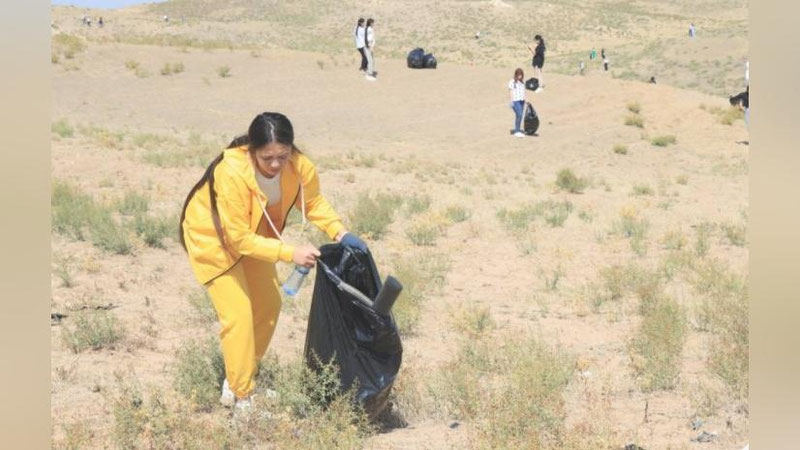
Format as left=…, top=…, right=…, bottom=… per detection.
left=407, top=48, right=425, bottom=68
left=423, top=53, right=438, bottom=69
left=524, top=102, right=540, bottom=135
left=303, top=243, right=403, bottom=419
left=525, top=77, right=540, bottom=91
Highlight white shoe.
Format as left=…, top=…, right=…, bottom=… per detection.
left=220, top=379, right=235, bottom=407
left=234, top=396, right=252, bottom=412
left=365, top=75, right=376, bottom=81
left=514, top=132, right=526, bottom=138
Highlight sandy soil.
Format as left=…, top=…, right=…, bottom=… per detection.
left=51, top=3, right=749, bottom=449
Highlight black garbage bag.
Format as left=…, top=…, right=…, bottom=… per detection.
left=423, top=53, right=438, bottom=69
left=525, top=77, right=540, bottom=91
left=303, top=243, right=403, bottom=419
left=524, top=102, right=540, bottom=135
left=407, top=48, right=425, bottom=69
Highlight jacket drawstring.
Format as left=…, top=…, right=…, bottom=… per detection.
left=256, top=180, right=306, bottom=243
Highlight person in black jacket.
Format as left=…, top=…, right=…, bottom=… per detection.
left=527, top=35, right=546, bottom=90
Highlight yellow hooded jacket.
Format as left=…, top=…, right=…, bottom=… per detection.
left=182, top=146, right=345, bottom=285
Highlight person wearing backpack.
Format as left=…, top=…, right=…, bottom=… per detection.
left=527, top=35, right=546, bottom=90
left=508, top=68, right=527, bottom=138
left=179, top=112, right=367, bottom=415
left=354, top=18, right=367, bottom=73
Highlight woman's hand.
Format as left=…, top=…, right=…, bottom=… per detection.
left=293, top=244, right=321, bottom=268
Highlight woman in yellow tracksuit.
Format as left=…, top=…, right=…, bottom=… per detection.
left=179, top=112, right=367, bottom=411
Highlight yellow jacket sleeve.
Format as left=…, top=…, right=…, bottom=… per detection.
left=297, top=158, right=346, bottom=240
left=215, top=163, right=295, bottom=263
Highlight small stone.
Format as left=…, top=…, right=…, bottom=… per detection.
left=691, top=431, right=717, bottom=443
left=449, top=421, right=460, bottom=429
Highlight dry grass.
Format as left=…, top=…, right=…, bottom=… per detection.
left=391, top=253, right=449, bottom=336
left=624, top=114, right=645, bottom=128
left=398, top=336, right=573, bottom=448
left=651, top=135, right=677, bottom=147
left=62, top=310, right=126, bottom=353
left=555, top=168, right=588, bottom=194
left=629, top=295, right=687, bottom=392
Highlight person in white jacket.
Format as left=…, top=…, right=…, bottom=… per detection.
left=354, top=18, right=366, bottom=72
left=364, top=18, right=377, bottom=80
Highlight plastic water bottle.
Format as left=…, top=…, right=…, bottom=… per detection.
left=282, top=265, right=310, bottom=297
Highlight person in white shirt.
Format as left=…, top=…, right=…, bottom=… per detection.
left=508, top=68, right=527, bottom=137
left=364, top=18, right=377, bottom=80
left=354, top=18, right=367, bottom=73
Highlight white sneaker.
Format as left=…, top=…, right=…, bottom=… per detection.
left=514, top=132, right=526, bottom=138
left=535, top=87, right=544, bottom=93
left=234, top=396, right=252, bottom=412
left=220, top=379, right=235, bottom=407
left=365, top=74, right=377, bottom=81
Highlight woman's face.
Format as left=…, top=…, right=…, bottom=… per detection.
left=252, top=142, right=292, bottom=178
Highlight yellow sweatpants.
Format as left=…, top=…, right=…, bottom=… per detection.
left=206, top=254, right=282, bottom=399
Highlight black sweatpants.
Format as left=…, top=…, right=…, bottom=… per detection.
left=358, top=48, right=367, bottom=71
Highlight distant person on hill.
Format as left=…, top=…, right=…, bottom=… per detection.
left=603, top=56, right=609, bottom=71
left=689, top=23, right=696, bottom=38
left=650, top=76, right=657, bottom=84
left=590, top=48, right=597, bottom=60
left=601, top=48, right=606, bottom=59
left=98, top=17, right=104, bottom=28
left=508, top=68, right=527, bottom=138
left=179, top=112, right=367, bottom=415
left=527, top=34, right=546, bottom=90
left=354, top=18, right=367, bottom=73
left=579, top=60, right=585, bottom=75
left=364, top=18, right=377, bottom=80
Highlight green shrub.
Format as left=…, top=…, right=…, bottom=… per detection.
left=612, top=209, right=649, bottom=256
left=348, top=191, right=403, bottom=239
left=613, top=144, right=628, bottom=155
left=173, top=338, right=225, bottom=411
left=626, top=102, right=642, bottom=114
left=405, top=194, right=431, bottom=216
left=625, top=114, right=645, bottom=128
left=52, top=33, right=86, bottom=59
left=62, top=310, right=125, bottom=353
left=406, top=222, right=440, bottom=246
left=651, top=135, right=677, bottom=147
left=52, top=119, right=74, bottom=138
left=721, top=222, right=746, bottom=247
left=217, top=66, right=231, bottom=77
left=631, top=184, right=654, bottom=196
left=445, top=205, right=471, bottom=223
left=412, top=337, right=573, bottom=448
left=132, top=213, right=173, bottom=248
left=117, top=191, right=150, bottom=216
left=52, top=180, right=134, bottom=254
left=555, top=169, right=587, bottom=194
left=629, top=296, right=687, bottom=392
left=53, top=253, right=77, bottom=288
